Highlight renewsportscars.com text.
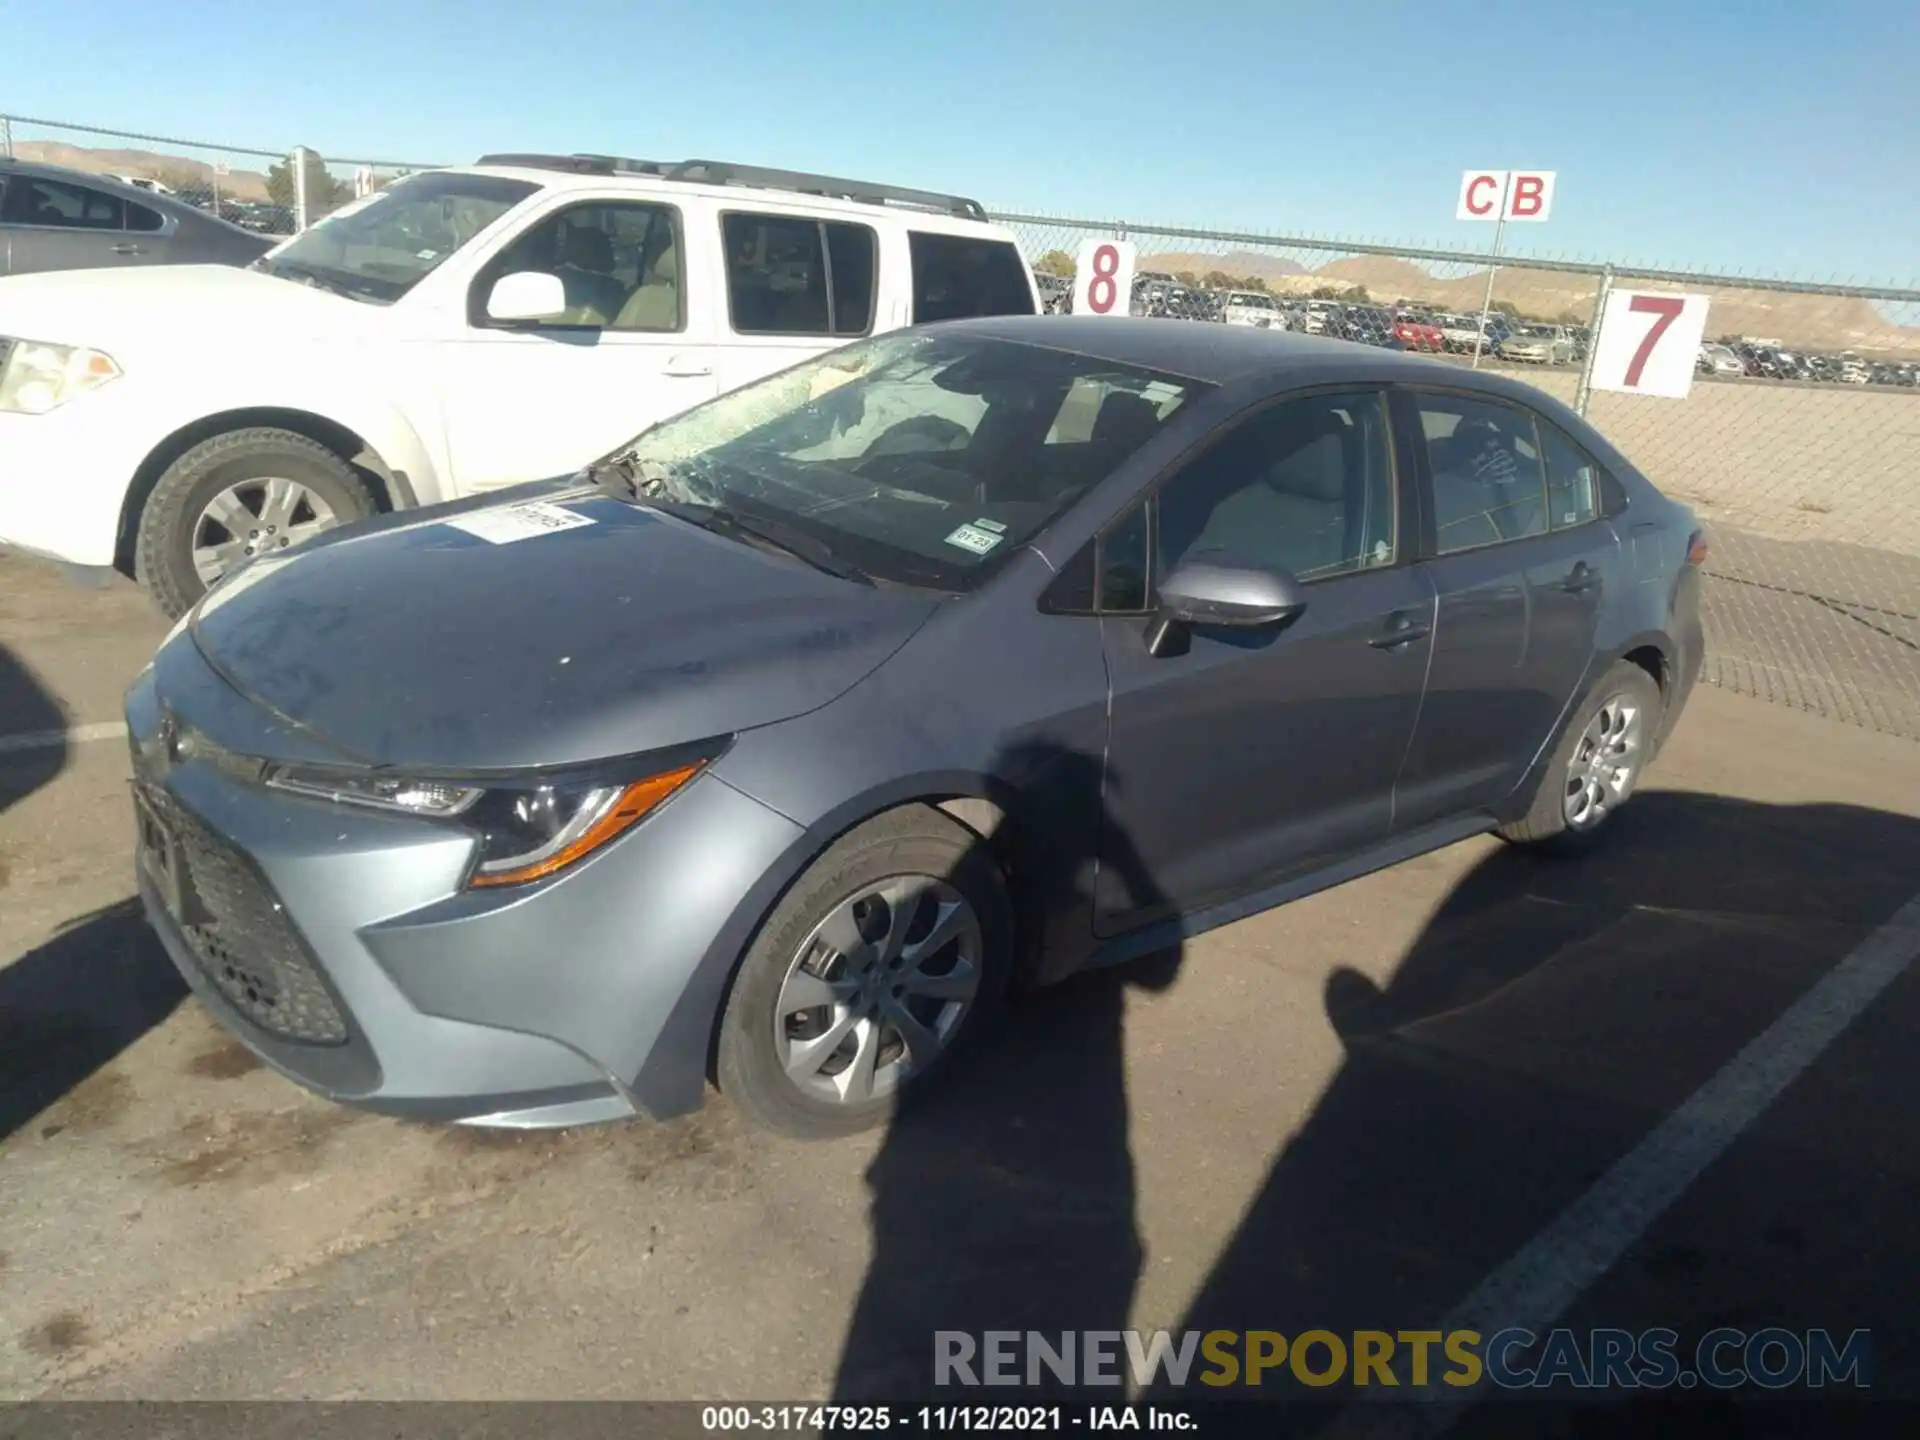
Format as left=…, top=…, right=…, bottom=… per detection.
left=934, top=1327, right=1872, bottom=1391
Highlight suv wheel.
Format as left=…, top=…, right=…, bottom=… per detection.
left=1499, top=660, right=1664, bottom=854
left=135, top=427, right=376, bottom=619
left=716, top=805, right=1013, bottom=1139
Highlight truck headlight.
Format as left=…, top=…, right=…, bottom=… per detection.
left=0, top=339, right=122, bottom=414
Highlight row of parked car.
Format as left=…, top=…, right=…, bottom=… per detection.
left=1035, top=266, right=1918, bottom=389
left=1695, top=339, right=1917, bottom=388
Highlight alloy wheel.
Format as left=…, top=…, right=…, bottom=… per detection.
left=1563, top=694, right=1643, bottom=831
left=191, top=477, right=340, bottom=586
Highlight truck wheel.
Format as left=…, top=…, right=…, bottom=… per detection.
left=135, top=428, right=376, bottom=619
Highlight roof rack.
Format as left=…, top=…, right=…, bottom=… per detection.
left=473, top=152, right=987, bottom=221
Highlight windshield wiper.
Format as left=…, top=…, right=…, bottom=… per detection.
left=645, top=498, right=872, bottom=586
left=252, top=257, right=380, bottom=304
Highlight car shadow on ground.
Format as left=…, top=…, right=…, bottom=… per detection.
left=0, top=643, right=185, bottom=1145
left=832, top=780, right=1920, bottom=1431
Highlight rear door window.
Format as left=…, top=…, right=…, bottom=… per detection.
left=724, top=212, right=876, bottom=336
left=2, top=176, right=125, bottom=229
left=1412, top=394, right=1550, bottom=554
left=908, top=231, right=1035, bottom=323
left=127, top=200, right=167, bottom=233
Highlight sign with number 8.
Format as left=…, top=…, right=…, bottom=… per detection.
left=1071, top=237, right=1138, bottom=319
left=1589, top=288, right=1712, bottom=400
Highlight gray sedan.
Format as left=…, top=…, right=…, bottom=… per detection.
left=1, top=160, right=271, bottom=276
left=126, top=319, right=1706, bottom=1138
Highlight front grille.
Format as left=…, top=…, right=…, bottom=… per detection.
left=142, top=784, right=350, bottom=1045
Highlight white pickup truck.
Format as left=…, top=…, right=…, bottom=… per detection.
left=0, top=153, right=1038, bottom=616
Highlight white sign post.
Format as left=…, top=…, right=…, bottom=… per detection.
left=1071, top=237, right=1138, bottom=318
left=1456, top=168, right=1557, bottom=368
left=1587, top=289, right=1712, bottom=400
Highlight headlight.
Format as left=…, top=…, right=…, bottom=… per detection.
left=261, top=757, right=709, bottom=888
left=0, top=339, right=122, bottom=414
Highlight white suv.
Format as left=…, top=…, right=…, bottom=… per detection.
left=0, top=154, right=1038, bottom=616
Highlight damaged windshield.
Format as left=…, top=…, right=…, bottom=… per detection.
left=598, top=332, right=1208, bottom=590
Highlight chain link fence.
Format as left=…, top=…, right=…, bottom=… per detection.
left=0, top=114, right=435, bottom=236
left=1003, top=215, right=1920, bottom=740
left=4, top=114, right=1916, bottom=738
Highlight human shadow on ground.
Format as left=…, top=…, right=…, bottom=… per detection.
left=0, top=643, right=185, bottom=1144
left=831, top=739, right=1184, bottom=1400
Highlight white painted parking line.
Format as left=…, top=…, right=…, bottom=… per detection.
left=0, top=720, right=128, bottom=756
left=1332, top=889, right=1920, bottom=1438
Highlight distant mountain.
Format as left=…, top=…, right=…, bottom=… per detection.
left=12, top=140, right=274, bottom=202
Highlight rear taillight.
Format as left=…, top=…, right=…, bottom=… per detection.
left=1685, top=529, right=1711, bottom=567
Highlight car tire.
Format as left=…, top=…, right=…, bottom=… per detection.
left=1498, top=660, right=1664, bottom=855
left=716, top=804, right=1014, bottom=1140
left=135, top=428, right=376, bottom=620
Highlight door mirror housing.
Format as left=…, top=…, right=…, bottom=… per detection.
left=486, top=270, right=567, bottom=324
left=1144, top=557, right=1308, bottom=657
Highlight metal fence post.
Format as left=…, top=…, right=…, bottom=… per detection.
left=1470, top=175, right=1513, bottom=369
left=1, top=116, right=12, bottom=159
left=292, top=146, right=312, bottom=233
left=1572, top=265, right=1614, bottom=416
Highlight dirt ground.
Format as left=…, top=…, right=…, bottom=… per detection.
left=3, top=554, right=1918, bottom=1429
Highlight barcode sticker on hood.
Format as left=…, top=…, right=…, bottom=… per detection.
left=443, top=502, right=596, bottom=545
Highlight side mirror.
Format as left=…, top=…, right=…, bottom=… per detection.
left=486, top=270, right=567, bottom=324
left=1143, top=558, right=1307, bottom=658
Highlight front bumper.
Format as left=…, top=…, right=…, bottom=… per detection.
left=127, top=645, right=807, bottom=1126
left=0, top=390, right=154, bottom=569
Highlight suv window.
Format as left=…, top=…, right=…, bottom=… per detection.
left=908, top=231, right=1035, bottom=323
left=1537, top=421, right=1600, bottom=530
left=3, top=176, right=124, bottom=229
left=723, top=212, right=875, bottom=337
left=1414, top=394, right=1549, bottom=553
left=1157, top=391, right=1397, bottom=584
left=487, top=200, right=682, bottom=330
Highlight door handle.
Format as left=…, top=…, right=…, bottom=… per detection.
left=1369, top=612, right=1431, bottom=650
left=663, top=357, right=712, bottom=378
left=1561, top=562, right=1602, bottom=594
left=110, top=244, right=144, bottom=255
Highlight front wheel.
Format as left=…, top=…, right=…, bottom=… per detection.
left=716, top=805, right=1013, bottom=1139
left=134, top=427, right=376, bottom=619
left=1499, top=660, right=1664, bottom=854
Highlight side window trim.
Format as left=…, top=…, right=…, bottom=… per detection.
left=1535, top=415, right=1616, bottom=530
left=465, top=198, right=686, bottom=333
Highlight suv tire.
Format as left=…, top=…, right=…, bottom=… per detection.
left=135, top=428, right=376, bottom=619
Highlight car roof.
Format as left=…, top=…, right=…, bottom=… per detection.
left=934, top=315, right=1573, bottom=398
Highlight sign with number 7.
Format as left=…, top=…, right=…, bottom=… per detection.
left=1589, top=289, right=1712, bottom=399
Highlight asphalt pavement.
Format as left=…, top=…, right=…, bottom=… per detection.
left=2, top=552, right=1917, bottom=1431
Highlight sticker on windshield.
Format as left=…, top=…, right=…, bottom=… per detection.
left=970, top=517, right=1008, bottom=534
left=944, top=523, right=1004, bottom=556
left=443, top=502, right=596, bottom=545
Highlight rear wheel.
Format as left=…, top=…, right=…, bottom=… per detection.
left=135, top=428, right=376, bottom=619
left=1499, top=660, right=1663, bottom=853
left=716, top=806, right=1013, bottom=1139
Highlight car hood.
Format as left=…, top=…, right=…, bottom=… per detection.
left=0, top=263, right=366, bottom=352
left=184, top=486, right=941, bottom=772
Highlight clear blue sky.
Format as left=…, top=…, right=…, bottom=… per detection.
left=3, top=0, right=1915, bottom=282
